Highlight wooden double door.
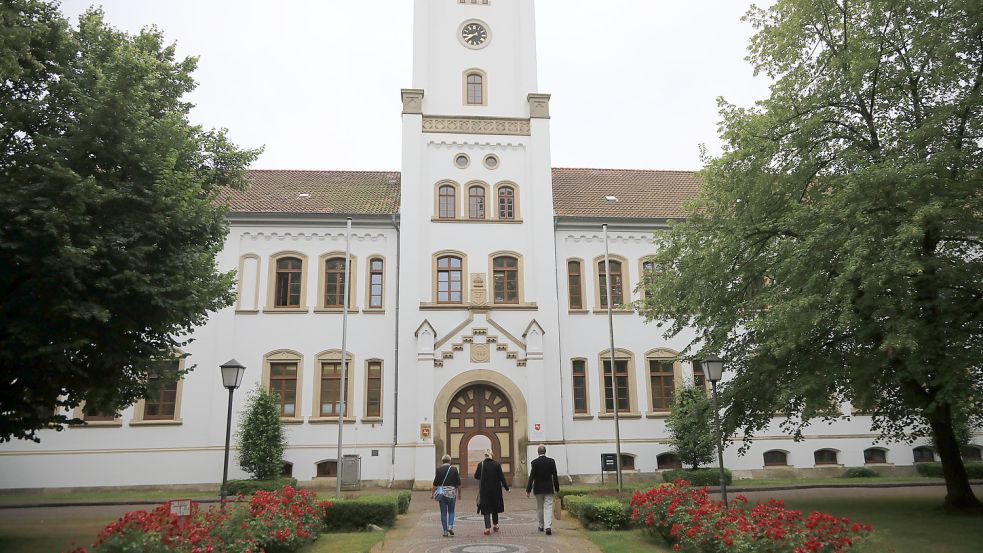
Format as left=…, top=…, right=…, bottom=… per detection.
left=446, top=385, right=514, bottom=486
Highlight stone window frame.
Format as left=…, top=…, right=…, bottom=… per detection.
left=863, top=447, right=889, bottom=465
left=315, top=459, right=338, bottom=477
left=467, top=181, right=489, bottom=220
left=620, top=453, right=637, bottom=471
left=431, top=250, right=469, bottom=305
left=463, top=68, right=488, bottom=106
left=644, top=348, right=683, bottom=416
left=487, top=251, right=526, bottom=305
left=494, top=181, right=520, bottom=220
left=365, top=255, right=386, bottom=312
left=236, top=253, right=261, bottom=312
left=657, top=452, right=683, bottom=470
left=70, top=403, right=123, bottom=427
left=363, top=358, right=384, bottom=421
left=690, top=359, right=710, bottom=390
left=592, top=254, right=632, bottom=312
left=566, top=258, right=586, bottom=311
left=131, top=354, right=187, bottom=426
left=315, top=252, right=358, bottom=312
left=434, top=180, right=461, bottom=220
left=638, top=255, right=659, bottom=301
left=571, top=357, right=591, bottom=418
left=265, top=251, right=309, bottom=312
left=596, top=348, right=640, bottom=418
left=763, top=450, right=789, bottom=467
left=262, top=349, right=305, bottom=423
left=814, top=448, right=840, bottom=466
left=912, top=446, right=935, bottom=463
left=310, top=350, right=357, bottom=423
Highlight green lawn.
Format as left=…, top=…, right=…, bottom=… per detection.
left=730, top=476, right=948, bottom=488
left=584, top=529, right=670, bottom=552
left=299, top=532, right=385, bottom=553
left=0, top=517, right=111, bottom=553
left=0, top=488, right=215, bottom=505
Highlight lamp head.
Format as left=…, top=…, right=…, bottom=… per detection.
left=700, top=353, right=725, bottom=383
left=220, top=359, right=246, bottom=390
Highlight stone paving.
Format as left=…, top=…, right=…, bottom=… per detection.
left=372, top=491, right=601, bottom=553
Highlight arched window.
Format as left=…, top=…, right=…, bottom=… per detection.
left=275, top=257, right=303, bottom=307
left=600, top=350, right=633, bottom=414
left=598, top=259, right=624, bottom=307
left=143, top=359, right=180, bottom=421
left=492, top=255, right=519, bottom=304
left=814, top=449, right=839, bottom=465
left=316, top=460, right=338, bottom=477
left=620, top=454, right=635, bottom=470
left=437, top=256, right=463, bottom=304
left=691, top=359, right=708, bottom=389
left=567, top=260, right=584, bottom=310
left=469, top=185, right=486, bottom=219
left=962, top=446, right=982, bottom=462
left=315, top=351, right=354, bottom=419
left=571, top=359, right=588, bottom=415
left=657, top=453, right=682, bottom=470
left=763, top=450, right=788, bottom=466
left=864, top=448, right=887, bottom=464
left=323, top=257, right=348, bottom=308
left=368, top=257, right=384, bottom=309
left=913, top=446, right=934, bottom=463
left=647, top=355, right=675, bottom=412
left=263, top=350, right=304, bottom=420
left=281, top=462, right=294, bottom=477
left=497, top=186, right=514, bottom=219
left=466, top=72, right=483, bottom=105
left=439, top=185, right=456, bottom=218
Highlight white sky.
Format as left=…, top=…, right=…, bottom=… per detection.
left=57, top=0, right=773, bottom=172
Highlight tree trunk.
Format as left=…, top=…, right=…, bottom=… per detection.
left=928, top=410, right=982, bottom=511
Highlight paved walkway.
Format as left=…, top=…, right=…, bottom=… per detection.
left=372, top=491, right=601, bottom=553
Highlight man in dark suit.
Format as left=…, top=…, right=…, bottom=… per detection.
left=525, top=444, right=560, bottom=534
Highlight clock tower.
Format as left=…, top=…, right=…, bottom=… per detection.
left=397, top=0, right=562, bottom=487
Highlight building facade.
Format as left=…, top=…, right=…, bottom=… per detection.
left=2, top=0, right=979, bottom=490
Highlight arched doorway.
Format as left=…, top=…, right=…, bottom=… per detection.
left=447, top=385, right=514, bottom=486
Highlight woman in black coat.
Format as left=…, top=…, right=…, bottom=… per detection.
left=474, top=449, right=510, bottom=535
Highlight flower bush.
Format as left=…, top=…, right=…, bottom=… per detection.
left=630, top=479, right=872, bottom=553
left=68, top=485, right=330, bottom=553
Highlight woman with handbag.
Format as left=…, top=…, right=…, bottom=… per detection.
left=474, top=449, right=510, bottom=535
left=432, top=454, right=461, bottom=537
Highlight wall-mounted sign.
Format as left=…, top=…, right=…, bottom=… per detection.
left=420, top=423, right=432, bottom=440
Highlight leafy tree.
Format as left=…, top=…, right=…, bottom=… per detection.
left=640, top=0, right=983, bottom=511
left=236, top=386, right=288, bottom=481
left=665, top=386, right=717, bottom=470
left=0, top=1, right=260, bottom=442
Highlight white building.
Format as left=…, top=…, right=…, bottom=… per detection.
left=2, top=0, right=979, bottom=491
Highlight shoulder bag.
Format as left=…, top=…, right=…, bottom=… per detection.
left=433, top=465, right=451, bottom=500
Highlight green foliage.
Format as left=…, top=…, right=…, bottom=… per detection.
left=236, top=386, right=288, bottom=481
left=322, top=495, right=399, bottom=532
left=665, top=386, right=717, bottom=469
left=225, top=477, right=299, bottom=496
left=395, top=491, right=412, bottom=515
left=842, top=467, right=881, bottom=478
left=0, top=0, right=260, bottom=442
left=915, top=462, right=983, bottom=479
left=661, top=468, right=733, bottom=487
left=564, top=495, right=632, bottom=530
left=637, top=0, right=983, bottom=509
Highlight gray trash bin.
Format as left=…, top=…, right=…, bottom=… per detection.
left=341, top=454, right=361, bottom=491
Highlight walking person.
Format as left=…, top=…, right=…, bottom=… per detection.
left=526, top=444, right=560, bottom=535
left=475, top=449, right=510, bottom=535
left=432, top=454, right=462, bottom=537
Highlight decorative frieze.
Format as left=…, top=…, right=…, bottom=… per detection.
left=423, top=116, right=530, bottom=136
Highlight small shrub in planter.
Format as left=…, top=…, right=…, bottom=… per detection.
left=915, top=461, right=983, bottom=479
left=842, top=467, right=880, bottom=478
left=661, top=468, right=733, bottom=486
left=563, top=494, right=631, bottom=530
left=226, top=477, right=299, bottom=495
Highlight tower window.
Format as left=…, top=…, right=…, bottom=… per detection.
left=466, top=73, right=484, bottom=105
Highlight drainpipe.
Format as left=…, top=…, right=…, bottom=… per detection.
left=552, top=217, right=574, bottom=483
left=389, top=214, right=401, bottom=486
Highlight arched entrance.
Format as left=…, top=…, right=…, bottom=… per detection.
left=447, top=385, right=514, bottom=485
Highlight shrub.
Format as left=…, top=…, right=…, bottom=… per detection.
left=915, top=461, right=983, bottom=479
left=630, top=479, right=872, bottom=552
left=842, top=467, right=880, bottom=478
left=666, top=386, right=718, bottom=469
left=661, top=468, right=733, bottom=486
left=226, top=477, right=299, bottom=496
left=563, top=494, right=631, bottom=530
left=395, top=490, right=412, bottom=514
left=236, top=385, right=289, bottom=481
left=322, top=495, right=399, bottom=531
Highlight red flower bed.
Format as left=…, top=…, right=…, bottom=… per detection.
left=67, top=485, right=331, bottom=553
left=630, top=479, right=871, bottom=553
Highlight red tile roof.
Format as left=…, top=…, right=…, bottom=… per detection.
left=551, top=168, right=701, bottom=219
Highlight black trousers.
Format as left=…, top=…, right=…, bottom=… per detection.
left=483, top=512, right=499, bottom=528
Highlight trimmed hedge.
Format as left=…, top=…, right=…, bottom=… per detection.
left=915, top=462, right=983, bottom=479
left=396, top=490, right=412, bottom=514
left=661, top=468, right=733, bottom=486
left=323, top=495, right=399, bottom=531
left=564, top=495, right=632, bottom=530
left=225, top=477, right=299, bottom=496
left=842, top=467, right=880, bottom=478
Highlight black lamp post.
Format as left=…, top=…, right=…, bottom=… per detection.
left=701, top=353, right=728, bottom=506
left=219, top=358, right=246, bottom=503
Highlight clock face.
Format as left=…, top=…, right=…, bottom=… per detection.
left=461, top=22, right=489, bottom=48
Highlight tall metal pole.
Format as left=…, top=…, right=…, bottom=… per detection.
left=602, top=223, right=623, bottom=492
left=220, top=387, right=234, bottom=504
left=710, top=380, right=728, bottom=506
left=335, top=217, right=352, bottom=500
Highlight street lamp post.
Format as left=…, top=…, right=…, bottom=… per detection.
left=219, top=359, right=246, bottom=504
left=335, top=217, right=352, bottom=500
left=601, top=200, right=623, bottom=492
left=701, top=353, right=727, bottom=506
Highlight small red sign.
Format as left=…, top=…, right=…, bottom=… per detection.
left=534, top=423, right=541, bottom=431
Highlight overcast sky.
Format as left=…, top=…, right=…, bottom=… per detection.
left=57, top=0, right=774, bottom=172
